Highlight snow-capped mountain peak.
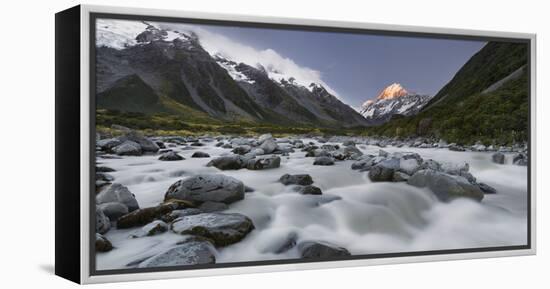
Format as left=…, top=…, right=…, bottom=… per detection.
left=376, top=83, right=409, bottom=100
left=96, top=19, right=192, bottom=50
left=359, top=83, right=432, bottom=124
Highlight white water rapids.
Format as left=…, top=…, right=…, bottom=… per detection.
left=95, top=139, right=528, bottom=270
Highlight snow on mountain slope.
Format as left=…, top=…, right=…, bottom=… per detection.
left=360, top=83, right=432, bottom=124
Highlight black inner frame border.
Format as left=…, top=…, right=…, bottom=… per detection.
left=89, top=11, right=532, bottom=277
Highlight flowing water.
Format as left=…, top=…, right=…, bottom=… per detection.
left=95, top=139, right=528, bottom=270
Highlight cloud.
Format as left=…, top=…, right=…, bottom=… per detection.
left=155, top=22, right=344, bottom=101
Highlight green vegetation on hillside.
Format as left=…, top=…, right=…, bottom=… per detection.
left=365, top=73, right=528, bottom=145
left=362, top=41, right=529, bottom=146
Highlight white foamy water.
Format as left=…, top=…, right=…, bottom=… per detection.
left=95, top=140, right=528, bottom=270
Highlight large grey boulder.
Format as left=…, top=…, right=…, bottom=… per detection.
left=399, top=158, right=421, bottom=175
left=295, top=185, right=323, bottom=195
left=96, top=183, right=139, bottom=212
left=159, top=151, right=184, bottom=161
left=99, top=202, right=129, bottom=221
left=164, top=174, right=245, bottom=205
left=246, top=156, right=281, bottom=170
left=207, top=155, right=245, bottom=170
left=492, top=152, right=505, bottom=164
left=113, top=141, right=142, bottom=156
left=96, top=206, right=111, bottom=234
left=119, top=131, right=160, bottom=153
left=368, top=165, right=395, bottom=182
left=232, top=145, right=251, bottom=155
left=97, top=138, right=123, bottom=152
left=258, top=133, right=273, bottom=144
left=279, top=174, right=313, bottom=186
left=138, top=237, right=216, bottom=268
left=313, top=156, right=335, bottom=166
left=198, top=201, right=228, bottom=213
left=407, top=169, right=484, bottom=201
left=171, top=213, right=254, bottom=246
left=298, top=241, right=351, bottom=258
left=191, top=151, right=210, bottom=158
left=260, top=139, right=278, bottom=154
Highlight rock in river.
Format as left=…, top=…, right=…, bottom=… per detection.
left=96, top=183, right=139, bottom=212
left=138, top=236, right=216, bottom=268
left=164, top=174, right=245, bottom=205
left=246, top=156, right=281, bottom=170
left=96, top=206, right=111, bottom=234
left=98, top=202, right=129, bottom=220
left=191, top=151, right=210, bottom=158
left=298, top=241, right=351, bottom=258
left=158, top=151, right=184, bottom=161
left=295, top=185, right=323, bottom=195
left=407, top=169, right=484, bottom=201
left=313, top=156, right=335, bottom=166
left=207, top=155, right=245, bottom=170
left=171, top=213, right=255, bottom=246
left=113, top=140, right=142, bottom=156
left=96, top=233, right=113, bottom=252
left=117, top=201, right=191, bottom=229
left=492, top=152, right=505, bottom=164
left=279, top=174, right=314, bottom=186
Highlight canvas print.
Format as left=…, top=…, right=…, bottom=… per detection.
left=93, top=17, right=529, bottom=271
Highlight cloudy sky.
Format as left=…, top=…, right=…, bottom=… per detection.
left=101, top=19, right=485, bottom=108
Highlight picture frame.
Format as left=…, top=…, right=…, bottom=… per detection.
left=55, top=4, right=536, bottom=284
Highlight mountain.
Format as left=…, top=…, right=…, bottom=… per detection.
left=359, top=83, right=432, bottom=124
left=95, top=20, right=368, bottom=128
left=367, top=42, right=529, bottom=145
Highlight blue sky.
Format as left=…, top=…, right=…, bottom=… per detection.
left=200, top=24, right=485, bottom=107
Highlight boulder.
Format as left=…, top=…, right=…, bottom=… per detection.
left=258, top=133, right=273, bottom=144
left=158, top=151, right=184, bottom=161
left=131, top=220, right=169, bottom=238
left=295, top=185, right=323, bottom=195
left=119, top=131, right=160, bottom=153
left=513, top=153, right=528, bottom=166
left=260, top=139, right=278, bottom=154
left=448, top=144, right=466, bottom=152
left=313, top=156, right=335, bottom=166
left=492, top=152, right=505, bottom=164
left=161, top=208, right=203, bottom=223
left=113, top=141, right=142, bottom=156
left=392, top=171, right=410, bottom=182
left=407, top=169, right=484, bottom=201
left=399, top=158, right=420, bottom=175
left=298, top=241, right=351, bottom=258
left=190, top=142, right=205, bottom=147
left=138, top=237, right=216, bottom=268
left=97, top=138, right=123, bottom=152
left=232, top=145, right=251, bottom=155
left=117, top=201, right=190, bottom=229
left=279, top=174, right=314, bottom=186
left=99, top=202, right=129, bottom=221
left=164, top=174, right=245, bottom=205
left=171, top=213, right=255, bottom=246
left=198, top=201, right=229, bottom=213
left=246, top=156, right=281, bottom=170
left=191, top=151, right=210, bottom=158
left=96, top=206, right=111, bottom=234
left=342, top=140, right=356, bottom=146
left=207, top=155, right=245, bottom=170
left=96, top=183, right=139, bottom=212
left=95, top=233, right=113, bottom=252
left=478, top=182, right=497, bottom=194
left=368, top=165, right=395, bottom=182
